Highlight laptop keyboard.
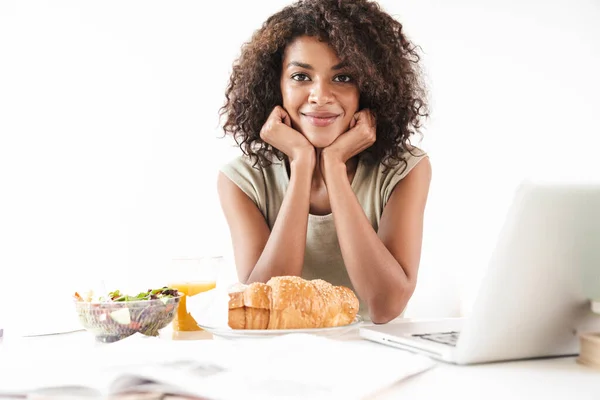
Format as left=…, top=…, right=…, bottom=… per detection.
left=412, top=331, right=460, bottom=347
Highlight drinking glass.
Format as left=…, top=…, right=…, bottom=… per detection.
left=167, top=257, right=221, bottom=332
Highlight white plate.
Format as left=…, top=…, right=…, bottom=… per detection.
left=199, top=315, right=363, bottom=339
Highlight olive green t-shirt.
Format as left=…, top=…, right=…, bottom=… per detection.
left=220, top=149, right=427, bottom=319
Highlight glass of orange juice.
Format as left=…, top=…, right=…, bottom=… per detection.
left=168, top=257, right=221, bottom=332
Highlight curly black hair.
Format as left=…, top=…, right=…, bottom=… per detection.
left=219, top=0, right=429, bottom=170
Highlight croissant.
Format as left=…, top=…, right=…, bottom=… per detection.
left=227, top=276, right=359, bottom=330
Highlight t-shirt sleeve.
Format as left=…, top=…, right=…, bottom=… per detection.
left=381, top=148, right=429, bottom=206
left=219, top=156, right=267, bottom=215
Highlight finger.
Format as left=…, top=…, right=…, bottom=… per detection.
left=275, top=106, right=292, bottom=127
left=350, top=113, right=358, bottom=129
left=368, top=110, right=376, bottom=127
left=356, top=110, right=375, bottom=129
left=357, top=110, right=370, bottom=125
left=282, top=110, right=292, bottom=127
left=363, top=109, right=376, bottom=127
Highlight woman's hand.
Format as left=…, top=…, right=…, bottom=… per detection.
left=321, top=109, right=376, bottom=168
left=260, top=106, right=315, bottom=164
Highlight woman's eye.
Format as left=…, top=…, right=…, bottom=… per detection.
left=291, top=73, right=310, bottom=81
left=334, top=74, right=352, bottom=83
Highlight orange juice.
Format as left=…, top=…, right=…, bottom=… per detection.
left=170, top=281, right=216, bottom=331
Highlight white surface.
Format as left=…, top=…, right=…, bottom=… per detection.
left=15, top=312, right=84, bottom=337
left=375, top=356, right=600, bottom=400
left=1, top=321, right=599, bottom=399
left=593, top=301, right=600, bottom=315
left=0, top=330, right=434, bottom=400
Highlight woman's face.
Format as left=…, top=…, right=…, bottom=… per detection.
left=280, top=36, right=360, bottom=149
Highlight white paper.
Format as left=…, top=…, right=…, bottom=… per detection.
left=0, top=331, right=436, bottom=399
left=186, top=285, right=229, bottom=328
left=0, top=333, right=234, bottom=397
left=109, top=333, right=436, bottom=400
left=215, top=333, right=437, bottom=400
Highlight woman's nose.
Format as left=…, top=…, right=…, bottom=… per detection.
left=308, top=80, right=334, bottom=106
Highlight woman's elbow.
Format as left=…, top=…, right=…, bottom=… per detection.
left=368, top=281, right=417, bottom=324
left=368, top=303, right=405, bottom=324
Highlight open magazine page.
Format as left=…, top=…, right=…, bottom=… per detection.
left=107, top=359, right=229, bottom=398
left=0, top=331, right=436, bottom=399
left=105, top=333, right=436, bottom=399
left=205, top=334, right=436, bottom=400
left=0, top=332, right=235, bottom=398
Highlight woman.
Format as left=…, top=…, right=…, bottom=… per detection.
left=217, top=0, right=431, bottom=323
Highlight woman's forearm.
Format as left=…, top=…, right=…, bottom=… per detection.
left=245, top=155, right=314, bottom=283
left=324, top=161, right=412, bottom=323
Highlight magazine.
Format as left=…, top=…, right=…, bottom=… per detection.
left=0, top=333, right=436, bottom=399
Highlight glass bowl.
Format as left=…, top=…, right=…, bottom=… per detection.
left=74, top=295, right=182, bottom=343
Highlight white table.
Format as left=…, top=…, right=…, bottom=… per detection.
left=364, top=319, right=600, bottom=399
left=1, top=321, right=599, bottom=400
left=376, top=356, right=599, bottom=399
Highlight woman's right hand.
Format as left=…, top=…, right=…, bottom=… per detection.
left=260, top=106, right=315, bottom=164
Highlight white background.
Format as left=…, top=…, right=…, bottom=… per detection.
left=1, top=0, right=599, bottom=330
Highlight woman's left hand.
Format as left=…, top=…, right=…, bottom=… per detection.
left=321, top=109, right=376, bottom=168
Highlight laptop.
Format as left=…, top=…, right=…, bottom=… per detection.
left=360, top=181, right=600, bottom=365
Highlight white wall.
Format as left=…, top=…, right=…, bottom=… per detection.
left=0, top=0, right=598, bottom=329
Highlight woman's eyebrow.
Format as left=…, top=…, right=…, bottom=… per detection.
left=332, top=61, right=347, bottom=70
left=286, top=61, right=348, bottom=70
left=287, top=61, right=312, bottom=69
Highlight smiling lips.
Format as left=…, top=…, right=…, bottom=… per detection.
left=301, top=112, right=340, bottom=127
